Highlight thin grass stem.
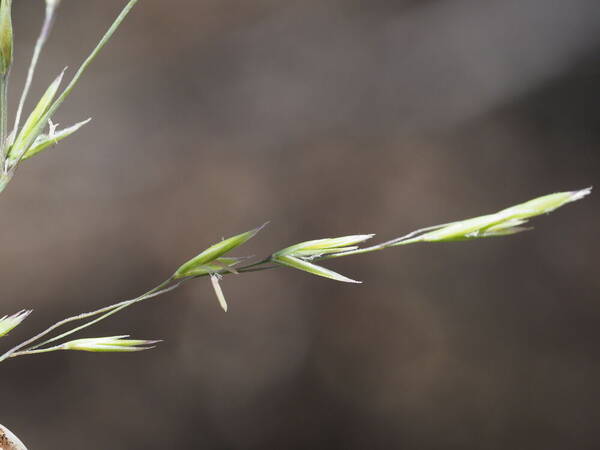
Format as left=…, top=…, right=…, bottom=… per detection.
left=10, top=344, right=64, bottom=357
left=45, top=0, right=138, bottom=120
left=11, top=1, right=58, bottom=142
left=0, top=74, right=8, bottom=163
left=0, top=276, right=177, bottom=361
left=28, top=279, right=181, bottom=351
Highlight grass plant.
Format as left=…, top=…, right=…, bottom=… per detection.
left=0, top=1, right=591, bottom=446
left=0, top=0, right=591, bottom=363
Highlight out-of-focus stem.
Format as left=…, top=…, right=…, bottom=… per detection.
left=11, top=1, right=58, bottom=141
left=0, top=74, right=8, bottom=163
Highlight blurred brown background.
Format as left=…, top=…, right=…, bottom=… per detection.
left=2, top=0, right=600, bottom=448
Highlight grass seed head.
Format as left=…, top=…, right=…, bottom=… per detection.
left=63, top=335, right=160, bottom=353
left=174, top=223, right=268, bottom=279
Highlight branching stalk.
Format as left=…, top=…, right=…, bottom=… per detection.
left=0, top=256, right=277, bottom=362
left=0, top=277, right=179, bottom=361
left=27, top=279, right=178, bottom=351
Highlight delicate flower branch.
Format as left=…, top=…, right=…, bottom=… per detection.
left=0, top=187, right=590, bottom=362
